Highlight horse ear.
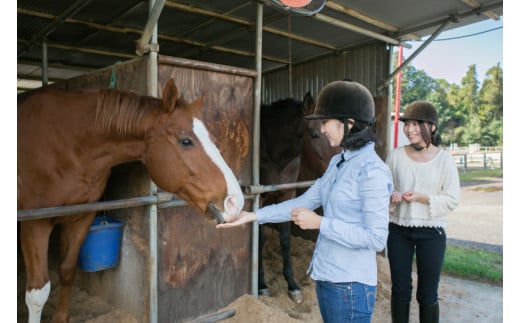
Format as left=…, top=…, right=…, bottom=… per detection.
left=303, top=92, right=315, bottom=116
left=162, top=79, right=179, bottom=112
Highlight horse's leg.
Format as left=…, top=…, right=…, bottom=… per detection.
left=20, top=219, right=53, bottom=323
left=53, top=213, right=96, bottom=323
left=278, top=222, right=303, bottom=303
left=257, top=224, right=271, bottom=296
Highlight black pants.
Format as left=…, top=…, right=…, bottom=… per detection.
left=387, top=223, right=446, bottom=306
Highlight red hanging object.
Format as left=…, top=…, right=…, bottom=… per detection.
left=393, top=46, right=403, bottom=148
left=280, top=0, right=312, bottom=8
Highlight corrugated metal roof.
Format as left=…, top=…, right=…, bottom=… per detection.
left=17, top=0, right=503, bottom=91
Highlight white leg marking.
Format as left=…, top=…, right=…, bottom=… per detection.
left=26, top=280, right=50, bottom=323
left=193, top=118, right=244, bottom=218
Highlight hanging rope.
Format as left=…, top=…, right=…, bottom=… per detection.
left=109, top=66, right=117, bottom=89
left=109, top=61, right=122, bottom=89
left=288, top=11, right=293, bottom=98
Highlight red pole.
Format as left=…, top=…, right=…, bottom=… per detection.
left=393, top=46, right=403, bottom=148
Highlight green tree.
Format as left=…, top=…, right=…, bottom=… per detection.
left=461, top=114, right=482, bottom=145
left=426, top=80, right=459, bottom=144
left=459, top=64, right=479, bottom=116
left=479, top=63, right=503, bottom=121
left=478, top=64, right=503, bottom=145
left=399, top=64, right=437, bottom=107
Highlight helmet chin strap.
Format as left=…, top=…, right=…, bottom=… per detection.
left=340, top=118, right=351, bottom=148
left=411, top=144, right=425, bottom=151
left=341, top=123, right=374, bottom=150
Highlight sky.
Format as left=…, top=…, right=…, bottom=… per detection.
left=400, top=17, right=503, bottom=86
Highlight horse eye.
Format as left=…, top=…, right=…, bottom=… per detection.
left=179, top=138, right=193, bottom=147
left=311, top=131, right=320, bottom=139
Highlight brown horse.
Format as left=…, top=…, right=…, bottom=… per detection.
left=17, top=79, right=244, bottom=323
left=299, top=117, right=342, bottom=183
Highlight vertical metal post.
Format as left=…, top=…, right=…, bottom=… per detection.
left=251, top=2, right=263, bottom=298
left=147, top=0, right=159, bottom=322
left=42, top=39, right=48, bottom=86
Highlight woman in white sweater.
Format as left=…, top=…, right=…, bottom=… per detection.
left=385, top=101, right=460, bottom=323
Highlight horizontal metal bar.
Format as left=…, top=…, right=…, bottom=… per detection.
left=245, top=180, right=315, bottom=194
left=18, top=193, right=174, bottom=222
left=17, top=182, right=313, bottom=222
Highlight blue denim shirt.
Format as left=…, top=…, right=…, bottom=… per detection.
left=256, top=142, right=393, bottom=286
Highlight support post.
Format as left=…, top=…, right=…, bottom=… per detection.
left=251, top=1, right=264, bottom=298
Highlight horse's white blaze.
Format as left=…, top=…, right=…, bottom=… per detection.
left=193, top=119, right=244, bottom=220
left=26, top=281, right=50, bottom=323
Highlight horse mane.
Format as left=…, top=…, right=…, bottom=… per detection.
left=261, top=98, right=303, bottom=123
left=95, top=89, right=161, bottom=135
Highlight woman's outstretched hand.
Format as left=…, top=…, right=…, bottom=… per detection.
left=216, top=211, right=257, bottom=229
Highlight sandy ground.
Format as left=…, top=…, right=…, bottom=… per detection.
left=17, top=180, right=503, bottom=322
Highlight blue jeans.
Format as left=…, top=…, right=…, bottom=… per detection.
left=315, top=280, right=376, bottom=323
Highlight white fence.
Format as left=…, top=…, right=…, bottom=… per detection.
left=449, top=147, right=503, bottom=171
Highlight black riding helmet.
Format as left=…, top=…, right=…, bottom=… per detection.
left=305, top=80, right=376, bottom=150
left=305, top=80, right=375, bottom=124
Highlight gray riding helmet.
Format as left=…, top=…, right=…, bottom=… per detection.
left=399, top=100, right=438, bottom=126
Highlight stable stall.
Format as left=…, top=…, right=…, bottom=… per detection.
left=25, top=55, right=256, bottom=322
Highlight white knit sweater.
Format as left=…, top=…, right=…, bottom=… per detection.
left=386, top=146, right=460, bottom=228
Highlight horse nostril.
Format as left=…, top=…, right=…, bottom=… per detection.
left=208, top=202, right=226, bottom=224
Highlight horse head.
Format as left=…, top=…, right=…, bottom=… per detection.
left=144, top=79, right=244, bottom=223
left=300, top=92, right=342, bottom=180
left=260, top=97, right=306, bottom=175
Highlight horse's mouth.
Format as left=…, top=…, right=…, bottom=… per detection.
left=208, top=202, right=226, bottom=224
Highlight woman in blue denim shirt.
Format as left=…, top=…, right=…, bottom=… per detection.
left=218, top=80, right=393, bottom=323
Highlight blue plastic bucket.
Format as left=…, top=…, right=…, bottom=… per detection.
left=78, top=217, right=125, bottom=272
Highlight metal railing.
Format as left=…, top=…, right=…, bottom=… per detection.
left=451, top=151, right=503, bottom=172
left=17, top=181, right=316, bottom=222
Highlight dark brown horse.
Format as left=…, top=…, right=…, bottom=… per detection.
left=299, top=117, right=342, bottom=183
left=259, top=92, right=340, bottom=303
left=17, top=79, right=244, bottom=323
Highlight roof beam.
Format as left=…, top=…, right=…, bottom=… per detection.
left=325, top=1, right=421, bottom=40
left=165, top=1, right=336, bottom=50
left=136, top=0, right=166, bottom=55
left=18, top=59, right=95, bottom=73
left=169, top=2, right=252, bottom=38
left=460, top=0, right=500, bottom=20
left=18, top=39, right=137, bottom=60
left=313, top=13, right=406, bottom=47
left=17, top=0, right=93, bottom=57
left=378, top=19, right=451, bottom=92
left=397, top=1, right=502, bottom=37
left=18, top=6, right=318, bottom=65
